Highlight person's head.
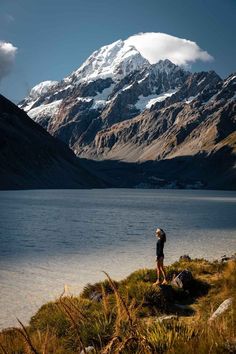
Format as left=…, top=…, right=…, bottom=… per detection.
left=155, top=228, right=166, bottom=242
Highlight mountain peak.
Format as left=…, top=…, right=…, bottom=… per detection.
left=65, top=39, right=149, bottom=84
left=150, top=59, right=182, bottom=73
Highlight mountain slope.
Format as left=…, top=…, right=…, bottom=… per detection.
left=93, top=73, right=235, bottom=162
left=79, top=73, right=236, bottom=190
left=0, top=94, right=105, bottom=190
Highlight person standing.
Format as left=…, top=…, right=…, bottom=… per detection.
left=153, top=228, right=167, bottom=285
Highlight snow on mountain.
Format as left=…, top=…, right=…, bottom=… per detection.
left=28, top=99, right=62, bottom=124
left=135, top=89, right=178, bottom=111
left=19, top=80, right=59, bottom=112
left=91, top=84, right=115, bottom=109
left=19, top=32, right=214, bottom=116
left=19, top=36, right=188, bottom=116
left=29, top=80, right=59, bottom=98
left=19, top=39, right=150, bottom=116
left=63, top=38, right=187, bottom=86
left=65, top=40, right=149, bottom=84
left=222, top=74, right=236, bottom=87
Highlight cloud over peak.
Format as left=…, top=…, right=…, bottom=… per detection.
left=125, top=32, right=213, bottom=66
left=0, top=41, right=17, bottom=82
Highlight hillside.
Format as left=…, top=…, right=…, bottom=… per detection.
left=0, top=94, right=105, bottom=190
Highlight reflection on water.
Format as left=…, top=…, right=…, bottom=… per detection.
left=0, top=189, right=236, bottom=329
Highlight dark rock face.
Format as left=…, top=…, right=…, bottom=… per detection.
left=100, top=59, right=189, bottom=126
left=0, top=94, right=105, bottom=190
left=150, top=70, right=222, bottom=111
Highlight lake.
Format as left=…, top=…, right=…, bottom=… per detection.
left=0, top=188, right=236, bottom=329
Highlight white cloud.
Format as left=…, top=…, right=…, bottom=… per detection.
left=0, top=41, right=17, bottom=81
left=125, top=32, right=213, bottom=66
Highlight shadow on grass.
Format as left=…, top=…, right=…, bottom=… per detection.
left=143, top=278, right=211, bottom=317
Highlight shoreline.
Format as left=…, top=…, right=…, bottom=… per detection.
left=1, top=255, right=235, bottom=332
left=1, top=251, right=235, bottom=331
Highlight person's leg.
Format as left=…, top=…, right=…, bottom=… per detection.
left=153, top=259, right=161, bottom=285
left=159, top=258, right=168, bottom=284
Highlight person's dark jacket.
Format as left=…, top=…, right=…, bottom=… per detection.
left=156, top=238, right=164, bottom=258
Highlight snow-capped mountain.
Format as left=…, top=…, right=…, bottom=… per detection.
left=19, top=37, right=189, bottom=153
left=18, top=34, right=236, bottom=188
left=19, top=39, right=149, bottom=114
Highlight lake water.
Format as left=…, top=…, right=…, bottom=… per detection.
left=0, top=189, right=236, bottom=329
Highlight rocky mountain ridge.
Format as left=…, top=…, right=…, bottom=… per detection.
left=93, top=72, right=235, bottom=162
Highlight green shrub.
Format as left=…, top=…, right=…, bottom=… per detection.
left=30, top=301, right=70, bottom=337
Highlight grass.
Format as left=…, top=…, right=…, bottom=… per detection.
left=0, top=258, right=235, bottom=353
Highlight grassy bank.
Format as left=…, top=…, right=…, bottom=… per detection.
left=0, top=258, right=235, bottom=353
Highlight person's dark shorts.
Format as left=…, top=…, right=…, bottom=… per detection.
left=156, top=254, right=164, bottom=261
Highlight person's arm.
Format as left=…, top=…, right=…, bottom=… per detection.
left=160, top=240, right=164, bottom=254
left=156, top=241, right=159, bottom=256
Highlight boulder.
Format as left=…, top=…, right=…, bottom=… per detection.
left=221, top=254, right=236, bottom=262
left=179, top=255, right=191, bottom=261
left=208, top=298, right=233, bottom=322
left=221, top=255, right=231, bottom=262
left=171, top=270, right=193, bottom=289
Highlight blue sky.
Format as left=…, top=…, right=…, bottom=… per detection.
left=0, top=0, right=236, bottom=102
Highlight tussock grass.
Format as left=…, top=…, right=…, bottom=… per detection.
left=0, top=258, right=235, bottom=353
